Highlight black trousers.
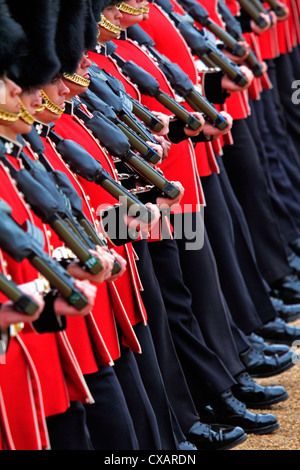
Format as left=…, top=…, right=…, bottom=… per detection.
left=147, top=235, right=239, bottom=411
left=83, top=367, right=139, bottom=450
left=261, top=59, right=300, bottom=229
left=217, top=156, right=277, bottom=326
left=134, top=239, right=201, bottom=435
left=169, top=212, right=249, bottom=365
left=201, top=171, right=264, bottom=334
left=112, top=346, right=163, bottom=450
left=249, top=96, right=300, bottom=244
left=274, top=50, right=300, bottom=162
left=46, top=401, right=93, bottom=450
left=222, top=118, right=292, bottom=285
left=133, top=321, right=181, bottom=449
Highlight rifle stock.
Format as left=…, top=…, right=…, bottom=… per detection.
left=0, top=208, right=89, bottom=311
left=265, top=0, right=287, bottom=17
left=237, top=0, right=269, bottom=28
left=0, top=273, right=39, bottom=316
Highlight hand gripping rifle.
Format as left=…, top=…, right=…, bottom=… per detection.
left=249, top=0, right=287, bottom=18
left=155, top=0, right=249, bottom=87
left=0, top=151, right=106, bottom=275
left=236, top=0, right=269, bottom=28
left=0, top=201, right=89, bottom=310
left=264, top=0, right=287, bottom=18
left=126, top=25, right=229, bottom=130
left=0, top=273, right=40, bottom=316
left=21, top=128, right=121, bottom=275
left=218, top=0, right=264, bottom=77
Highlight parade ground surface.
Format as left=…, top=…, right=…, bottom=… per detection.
left=234, top=318, right=300, bottom=451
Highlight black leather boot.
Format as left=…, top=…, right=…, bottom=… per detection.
left=186, top=421, right=247, bottom=450
left=199, top=390, right=279, bottom=435
left=232, top=372, right=289, bottom=409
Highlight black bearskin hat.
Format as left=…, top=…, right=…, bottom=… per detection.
left=55, top=0, right=87, bottom=75
left=85, top=0, right=101, bottom=51
left=90, top=0, right=114, bottom=23
left=0, top=0, right=26, bottom=79
left=6, top=0, right=61, bottom=89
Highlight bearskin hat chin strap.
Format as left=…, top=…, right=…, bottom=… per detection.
left=63, top=73, right=90, bottom=88
left=99, top=14, right=122, bottom=34
left=40, top=90, right=65, bottom=116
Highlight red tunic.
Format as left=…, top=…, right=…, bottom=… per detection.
left=53, top=112, right=147, bottom=352
left=95, top=39, right=204, bottom=211
left=0, top=152, right=90, bottom=449
left=139, top=2, right=221, bottom=173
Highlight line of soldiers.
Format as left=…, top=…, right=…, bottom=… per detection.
left=0, top=0, right=299, bottom=451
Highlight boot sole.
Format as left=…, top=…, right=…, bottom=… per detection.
left=260, top=337, right=300, bottom=346
left=211, top=422, right=279, bottom=436
left=219, top=432, right=248, bottom=450
left=279, top=312, right=300, bottom=323
left=249, top=360, right=295, bottom=378
left=239, top=391, right=289, bottom=409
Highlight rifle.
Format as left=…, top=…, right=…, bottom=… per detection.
left=264, top=0, right=287, bottom=17
left=45, top=131, right=156, bottom=224
left=0, top=153, right=104, bottom=276
left=155, top=0, right=249, bottom=87
left=22, top=128, right=122, bottom=275
left=87, top=62, right=165, bottom=146
left=218, top=0, right=264, bottom=77
left=49, top=120, right=180, bottom=201
left=109, top=52, right=204, bottom=130
left=80, top=83, right=162, bottom=165
left=126, top=25, right=230, bottom=130
left=90, top=47, right=165, bottom=134
left=128, top=97, right=164, bottom=133
left=0, top=201, right=89, bottom=310
left=236, top=0, right=269, bottom=28
left=0, top=273, right=40, bottom=316
left=177, top=0, right=247, bottom=57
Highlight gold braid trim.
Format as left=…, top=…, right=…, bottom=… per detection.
left=63, top=73, right=90, bottom=88
left=117, top=2, right=143, bottom=15
left=35, top=103, right=46, bottom=113
left=19, top=100, right=35, bottom=125
left=40, top=90, right=65, bottom=116
left=99, top=15, right=121, bottom=34
left=141, top=5, right=150, bottom=13
left=0, top=107, right=21, bottom=122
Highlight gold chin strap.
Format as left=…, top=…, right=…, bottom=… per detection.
left=117, top=2, right=144, bottom=15
left=0, top=107, right=21, bottom=122
left=35, top=103, right=46, bottom=113
left=141, top=5, right=150, bottom=13
left=99, top=14, right=122, bottom=34
left=63, top=73, right=90, bottom=88
left=40, top=90, right=65, bottom=116
left=19, top=100, right=35, bottom=125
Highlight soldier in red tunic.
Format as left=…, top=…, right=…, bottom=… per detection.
left=0, top=0, right=100, bottom=450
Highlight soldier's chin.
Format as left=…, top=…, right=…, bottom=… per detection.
left=14, top=119, right=32, bottom=135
